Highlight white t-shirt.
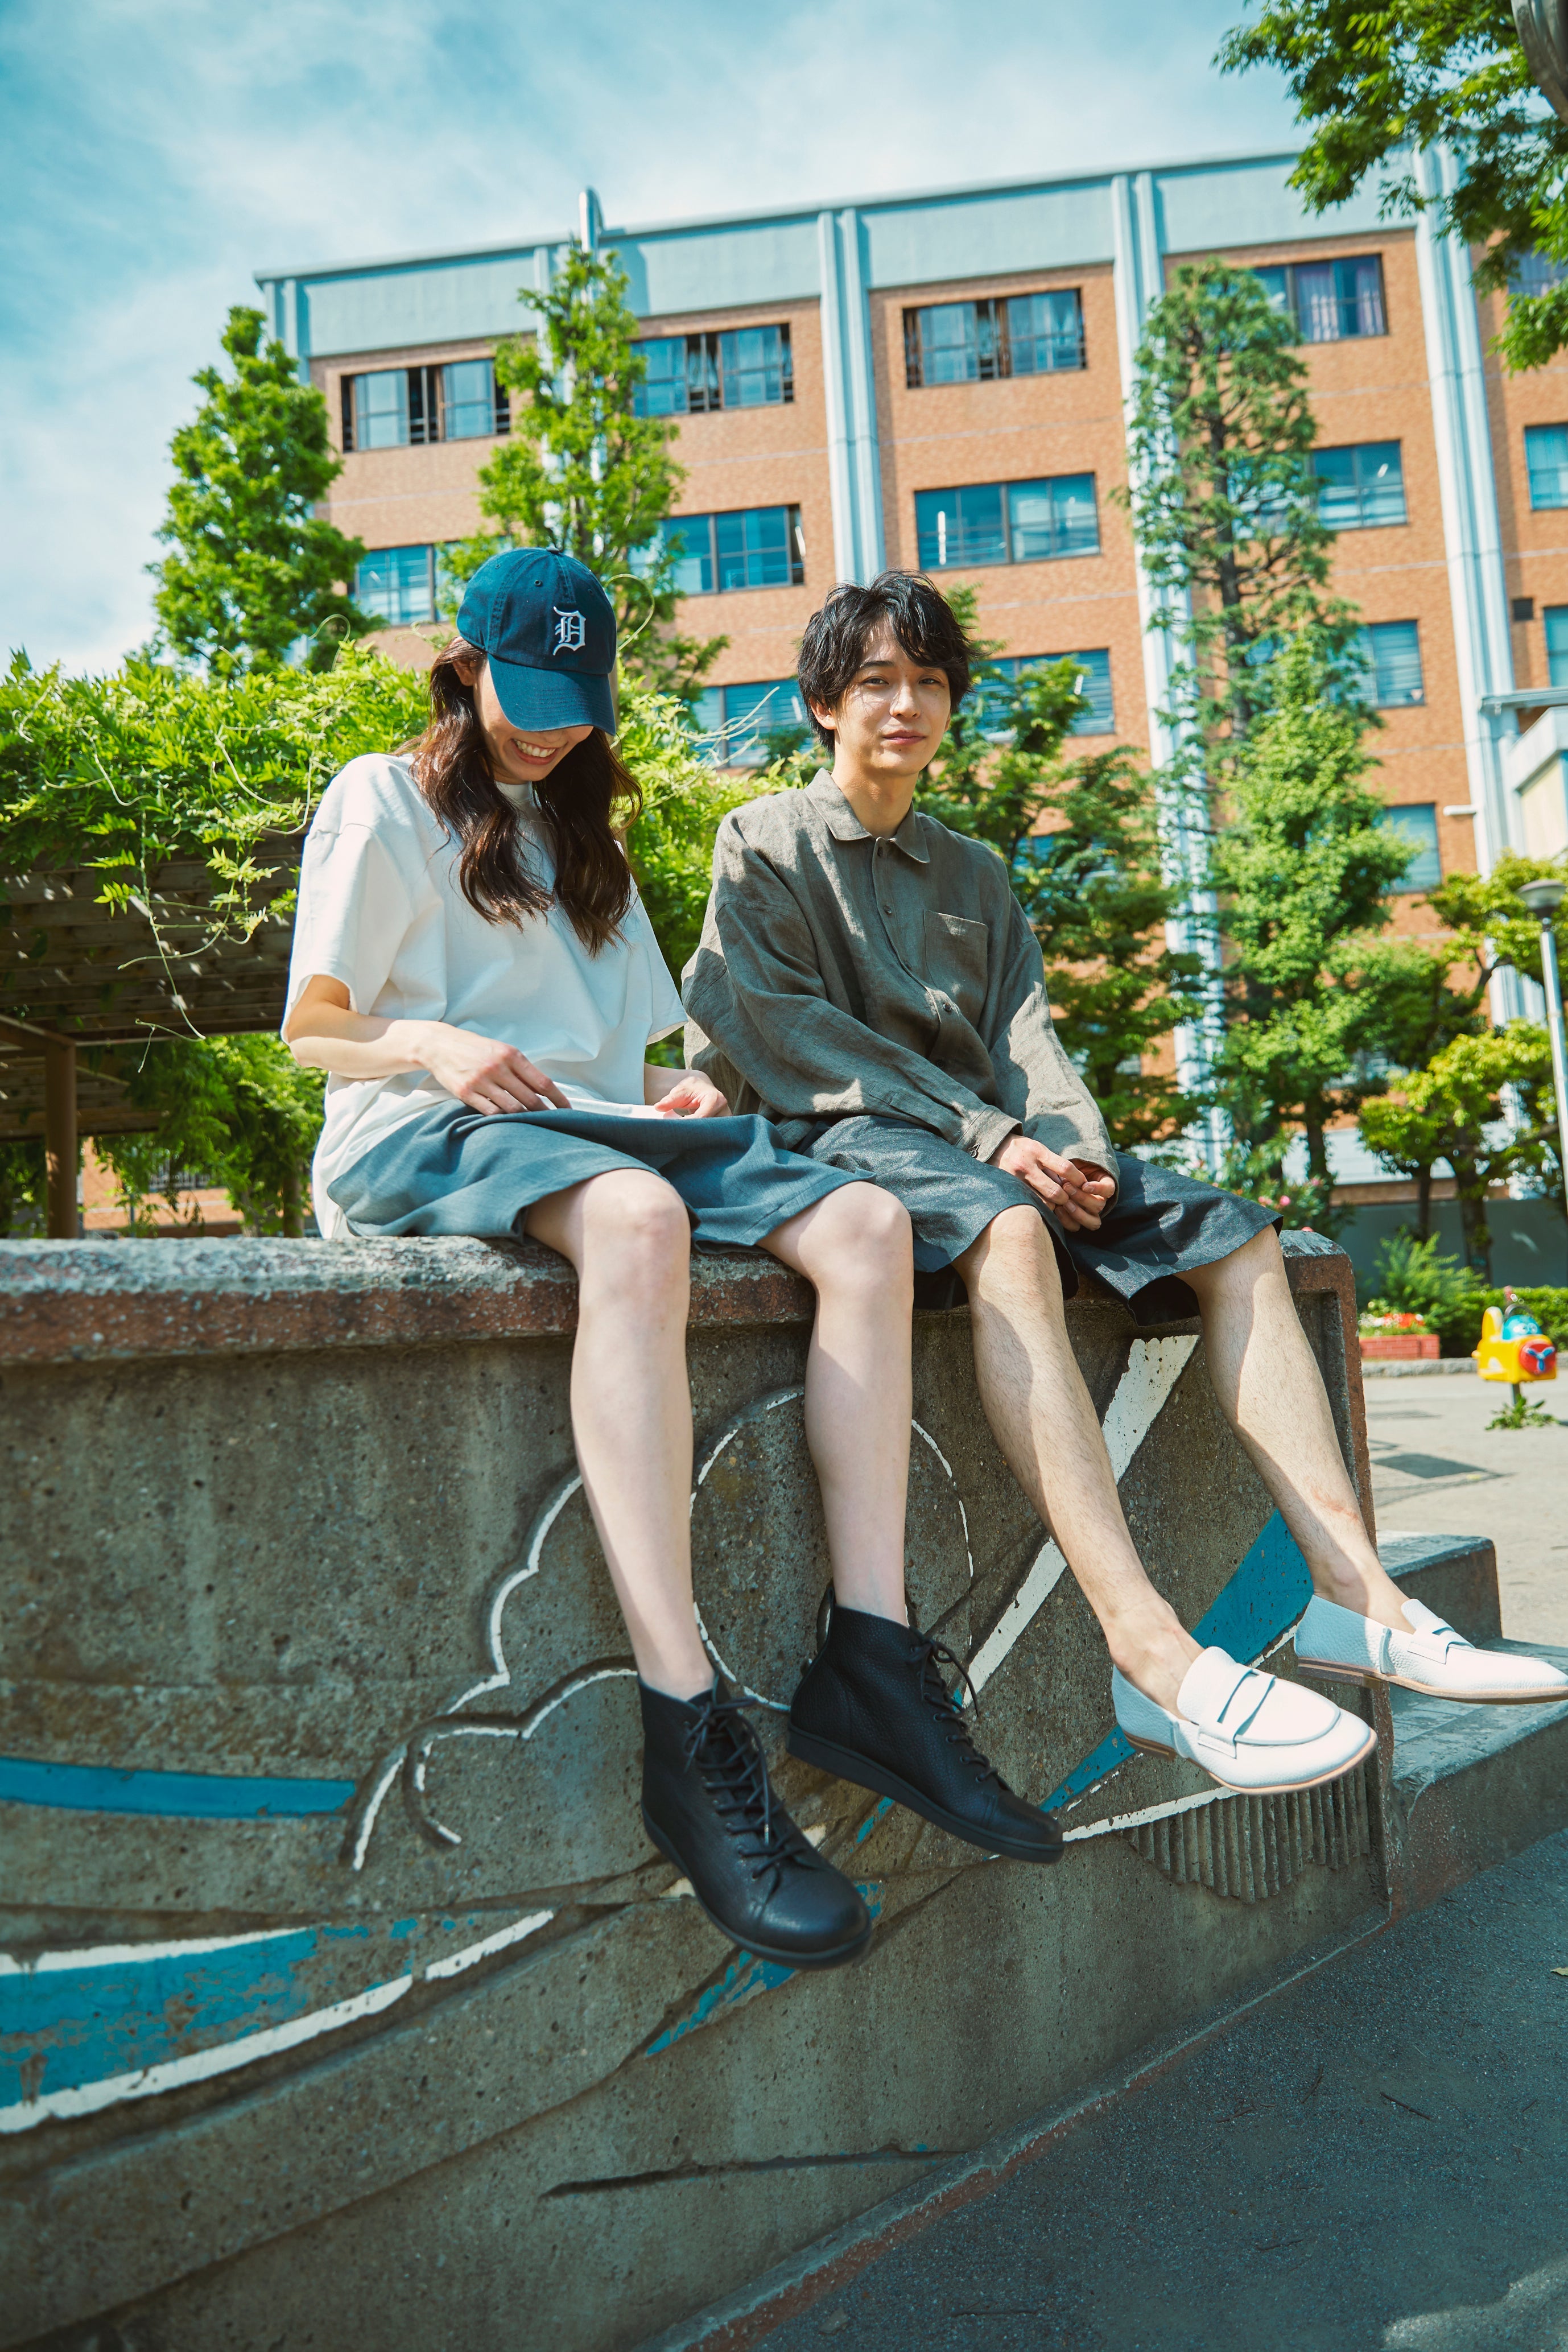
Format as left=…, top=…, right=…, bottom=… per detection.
left=284, top=753, right=685, bottom=1238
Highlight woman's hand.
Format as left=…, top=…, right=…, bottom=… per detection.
left=419, top=1027, right=571, bottom=1114
left=988, top=1134, right=1116, bottom=1232
left=287, top=976, right=567, bottom=1112
left=646, top=1064, right=730, bottom=1119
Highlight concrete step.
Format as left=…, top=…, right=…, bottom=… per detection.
left=1356, top=1530, right=1568, bottom=1911
left=1389, top=1649, right=1568, bottom=1909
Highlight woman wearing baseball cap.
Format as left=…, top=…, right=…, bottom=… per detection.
left=284, top=549, right=906, bottom=1968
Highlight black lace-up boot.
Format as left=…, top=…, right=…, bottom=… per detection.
left=788, top=1604, right=1064, bottom=1863
left=640, top=1677, right=873, bottom=1968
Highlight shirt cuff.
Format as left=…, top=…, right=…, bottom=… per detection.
left=961, top=1107, right=1022, bottom=1163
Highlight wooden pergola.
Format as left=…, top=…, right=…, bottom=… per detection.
left=0, top=837, right=301, bottom=1235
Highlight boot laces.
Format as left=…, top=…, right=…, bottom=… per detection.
left=906, top=1634, right=1001, bottom=1785
left=682, top=1689, right=812, bottom=1883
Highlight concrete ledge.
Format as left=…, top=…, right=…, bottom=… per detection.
left=0, top=1235, right=812, bottom=1361
left=1, top=1225, right=1382, bottom=2352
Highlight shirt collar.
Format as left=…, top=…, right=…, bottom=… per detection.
left=806, top=770, right=930, bottom=864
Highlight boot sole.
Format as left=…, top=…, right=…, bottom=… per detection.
left=1297, top=1656, right=1568, bottom=1706
left=786, top=1727, right=1064, bottom=1864
left=641, top=1809, right=874, bottom=1971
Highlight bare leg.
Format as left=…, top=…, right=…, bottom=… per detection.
left=955, top=1206, right=1199, bottom=1709
left=1181, top=1226, right=1412, bottom=1631
left=525, top=1169, right=712, bottom=1699
left=759, top=1183, right=913, bottom=1623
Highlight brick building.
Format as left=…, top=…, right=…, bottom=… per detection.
left=255, top=155, right=1568, bottom=1258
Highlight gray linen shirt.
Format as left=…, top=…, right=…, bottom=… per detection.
left=682, top=770, right=1116, bottom=1178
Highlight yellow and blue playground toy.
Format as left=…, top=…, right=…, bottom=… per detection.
left=1474, top=1290, right=1558, bottom=1410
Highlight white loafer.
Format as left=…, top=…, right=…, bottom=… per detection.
left=1295, top=1594, right=1568, bottom=1705
left=1111, top=1646, right=1376, bottom=1797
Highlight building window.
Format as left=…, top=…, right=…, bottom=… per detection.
left=1354, top=621, right=1425, bottom=707
left=1512, top=251, right=1568, bottom=298
left=341, top=361, right=508, bottom=451
left=719, top=327, right=793, bottom=408
left=348, top=369, right=408, bottom=451
left=1312, top=442, right=1406, bottom=530
left=1378, top=803, right=1441, bottom=893
left=441, top=359, right=506, bottom=440
left=633, top=326, right=793, bottom=417
left=1255, top=256, right=1387, bottom=341
left=353, top=543, right=446, bottom=625
left=984, top=650, right=1115, bottom=736
left=653, top=505, right=806, bottom=594
left=1545, top=605, right=1568, bottom=685
left=915, top=473, right=1099, bottom=570
left=690, top=678, right=814, bottom=766
left=903, top=291, right=1084, bottom=389
left=1525, top=423, right=1568, bottom=509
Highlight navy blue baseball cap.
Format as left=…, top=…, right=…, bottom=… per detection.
left=456, top=548, right=617, bottom=733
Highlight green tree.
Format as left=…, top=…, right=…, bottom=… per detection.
left=1219, top=2, right=1568, bottom=370
left=1119, top=263, right=1371, bottom=1169
left=151, top=307, right=369, bottom=671
left=1210, top=633, right=1418, bottom=1204
left=917, top=591, right=1206, bottom=1149
left=448, top=245, right=724, bottom=698
left=1360, top=1022, right=1557, bottom=1277
left=1121, top=261, right=1358, bottom=756
left=1425, top=852, right=1568, bottom=1002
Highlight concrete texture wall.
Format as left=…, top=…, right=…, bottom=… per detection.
left=1, top=1233, right=1384, bottom=2351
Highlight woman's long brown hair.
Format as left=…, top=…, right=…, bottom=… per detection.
left=407, top=637, right=642, bottom=954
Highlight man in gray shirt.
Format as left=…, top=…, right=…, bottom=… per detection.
left=686, top=572, right=1563, bottom=1821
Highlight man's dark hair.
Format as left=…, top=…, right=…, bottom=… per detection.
left=797, top=571, right=975, bottom=748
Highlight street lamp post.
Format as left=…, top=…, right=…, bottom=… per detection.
left=1518, top=876, right=1568, bottom=1215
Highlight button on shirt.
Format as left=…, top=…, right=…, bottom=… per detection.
left=682, top=770, right=1116, bottom=1177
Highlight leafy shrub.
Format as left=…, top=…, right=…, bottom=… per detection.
left=1, top=644, right=432, bottom=939
left=1361, top=1229, right=1486, bottom=1355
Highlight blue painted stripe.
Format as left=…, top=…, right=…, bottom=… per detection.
left=0, top=1756, right=356, bottom=1819
left=1042, top=1512, right=1313, bottom=1815
left=1045, top=1727, right=1135, bottom=1814
left=2, top=1928, right=325, bottom=2102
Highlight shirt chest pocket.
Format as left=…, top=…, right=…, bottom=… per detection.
left=923, top=910, right=989, bottom=1025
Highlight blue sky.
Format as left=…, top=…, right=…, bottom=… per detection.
left=0, top=0, right=1297, bottom=671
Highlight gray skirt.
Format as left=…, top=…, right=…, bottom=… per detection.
left=793, top=1116, right=1278, bottom=1321
left=329, top=1101, right=859, bottom=1247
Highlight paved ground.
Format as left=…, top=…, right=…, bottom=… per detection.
left=758, top=1829, right=1568, bottom=2352
left=1364, top=1371, right=1568, bottom=1646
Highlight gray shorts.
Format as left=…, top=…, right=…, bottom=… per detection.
left=329, top=1102, right=858, bottom=1249
left=793, top=1116, right=1278, bottom=1321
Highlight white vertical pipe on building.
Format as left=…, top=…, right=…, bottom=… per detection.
left=839, top=211, right=886, bottom=581
left=1109, top=172, right=1226, bottom=1167
left=817, top=209, right=885, bottom=583
left=287, top=279, right=310, bottom=387
left=818, top=211, right=859, bottom=584
left=1413, top=146, right=1523, bottom=1019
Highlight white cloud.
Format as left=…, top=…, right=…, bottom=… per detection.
left=0, top=0, right=1295, bottom=670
